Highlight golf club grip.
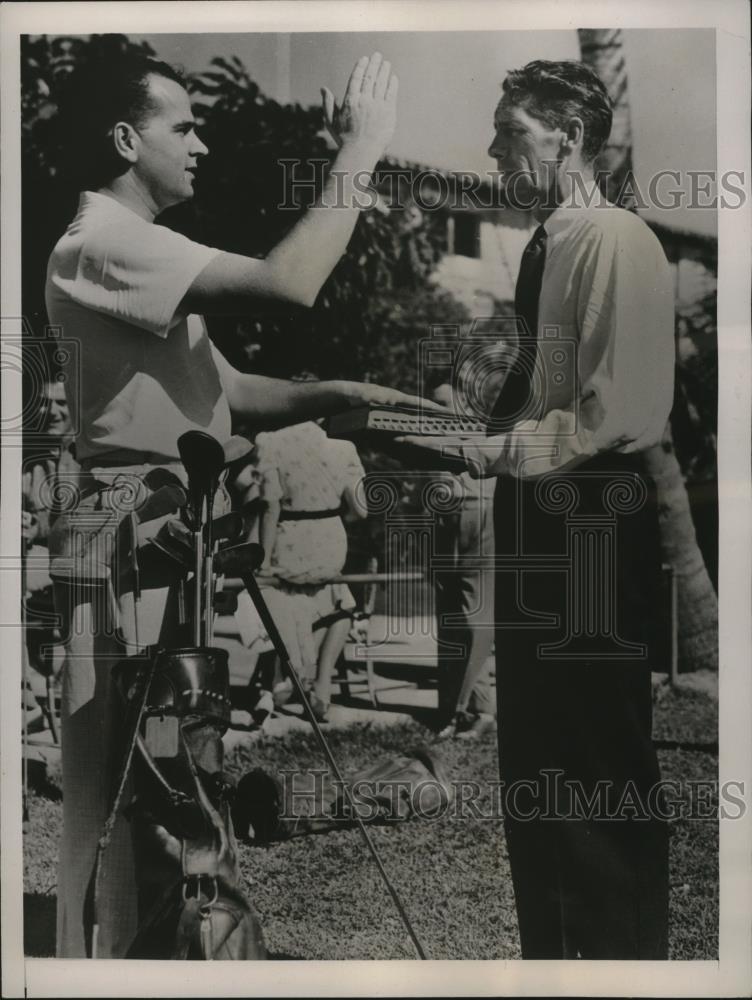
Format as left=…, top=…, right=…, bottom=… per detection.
left=193, top=528, right=203, bottom=646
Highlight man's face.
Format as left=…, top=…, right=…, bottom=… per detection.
left=488, top=99, right=563, bottom=209
left=132, top=75, right=208, bottom=211
left=41, top=382, right=70, bottom=437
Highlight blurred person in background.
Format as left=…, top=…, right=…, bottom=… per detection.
left=234, top=408, right=369, bottom=723
left=429, top=383, right=497, bottom=741
left=22, top=379, right=79, bottom=727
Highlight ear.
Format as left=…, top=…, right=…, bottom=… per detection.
left=110, top=121, right=140, bottom=164
left=561, top=115, right=585, bottom=155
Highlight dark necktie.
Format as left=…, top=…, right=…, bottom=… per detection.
left=490, top=223, right=548, bottom=430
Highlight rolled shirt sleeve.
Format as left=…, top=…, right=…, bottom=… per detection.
left=67, top=222, right=219, bottom=338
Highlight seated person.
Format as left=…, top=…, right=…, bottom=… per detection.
left=22, top=379, right=78, bottom=726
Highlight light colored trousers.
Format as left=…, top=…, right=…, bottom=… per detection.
left=52, top=465, right=226, bottom=958
left=434, top=496, right=497, bottom=721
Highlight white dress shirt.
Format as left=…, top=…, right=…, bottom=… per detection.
left=460, top=190, right=675, bottom=479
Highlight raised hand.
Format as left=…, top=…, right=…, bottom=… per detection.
left=321, top=52, right=398, bottom=157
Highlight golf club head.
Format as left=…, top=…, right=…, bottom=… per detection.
left=178, top=431, right=226, bottom=526
left=147, top=517, right=194, bottom=568
left=178, top=431, right=226, bottom=489
left=213, top=542, right=266, bottom=576
left=146, top=533, right=193, bottom=570
left=137, top=484, right=188, bottom=525
left=143, top=468, right=186, bottom=493
left=223, top=435, right=253, bottom=467
left=212, top=510, right=247, bottom=548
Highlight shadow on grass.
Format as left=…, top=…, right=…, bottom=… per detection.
left=331, top=690, right=439, bottom=730
left=24, top=892, right=56, bottom=957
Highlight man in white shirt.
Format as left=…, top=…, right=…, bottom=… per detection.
left=45, top=51, right=427, bottom=958
left=401, top=60, right=673, bottom=958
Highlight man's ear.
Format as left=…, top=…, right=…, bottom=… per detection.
left=110, top=121, right=140, bottom=164
left=561, top=115, right=585, bottom=155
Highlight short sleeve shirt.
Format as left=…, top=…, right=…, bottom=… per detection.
left=45, top=191, right=231, bottom=465
left=254, top=422, right=365, bottom=511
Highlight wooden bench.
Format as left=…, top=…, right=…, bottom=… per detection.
left=215, top=567, right=428, bottom=708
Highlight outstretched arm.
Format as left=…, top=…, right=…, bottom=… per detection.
left=397, top=224, right=675, bottom=479
left=180, top=53, right=397, bottom=313
left=211, top=345, right=439, bottom=426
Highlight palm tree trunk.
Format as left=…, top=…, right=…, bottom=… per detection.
left=578, top=28, right=718, bottom=672
left=577, top=29, right=635, bottom=207
left=642, top=426, right=718, bottom=672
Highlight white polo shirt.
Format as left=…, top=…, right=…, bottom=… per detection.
left=45, top=191, right=231, bottom=466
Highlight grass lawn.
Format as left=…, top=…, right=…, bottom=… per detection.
left=23, top=679, right=718, bottom=960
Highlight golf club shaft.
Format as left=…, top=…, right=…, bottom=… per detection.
left=129, top=513, right=141, bottom=651
left=193, top=524, right=203, bottom=646
left=177, top=430, right=226, bottom=648
left=241, top=571, right=427, bottom=961
left=203, top=477, right=220, bottom=647
left=204, top=554, right=213, bottom=645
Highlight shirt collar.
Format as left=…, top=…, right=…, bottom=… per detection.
left=79, top=190, right=151, bottom=224
left=541, top=178, right=610, bottom=237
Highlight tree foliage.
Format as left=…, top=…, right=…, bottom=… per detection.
left=21, top=34, right=471, bottom=563
left=181, top=55, right=467, bottom=384
left=21, top=34, right=719, bottom=578
left=21, top=36, right=468, bottom=393
left=22, top=34, right=159, bottom=337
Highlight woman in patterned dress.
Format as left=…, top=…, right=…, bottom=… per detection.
left=234, top=419, right=368, bottom=721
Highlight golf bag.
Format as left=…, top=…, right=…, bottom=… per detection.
left=84, top=432, right=266, bottom=959
left=113, top=645, right=266, bottom=959
left=87, top=430, right=427, bottom=959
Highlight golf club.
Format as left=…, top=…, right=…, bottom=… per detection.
left=177, top=431, right=226, bottom=646
left=213, top=541, right=428, bottom=960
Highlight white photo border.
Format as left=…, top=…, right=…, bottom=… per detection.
left=1, top=1, right=750, bottom=996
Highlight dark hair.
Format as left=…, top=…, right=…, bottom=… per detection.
left=57, top=53, right=186, bottom=190
left=502, top=60, right=613, bottom=162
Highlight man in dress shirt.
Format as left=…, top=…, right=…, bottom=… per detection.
left=400, top=60, right=673, bottom=958
left=45, top=51, right=427, bottom=958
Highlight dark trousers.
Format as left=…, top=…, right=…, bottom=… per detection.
left=493, top=453, right=669, bottom=959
